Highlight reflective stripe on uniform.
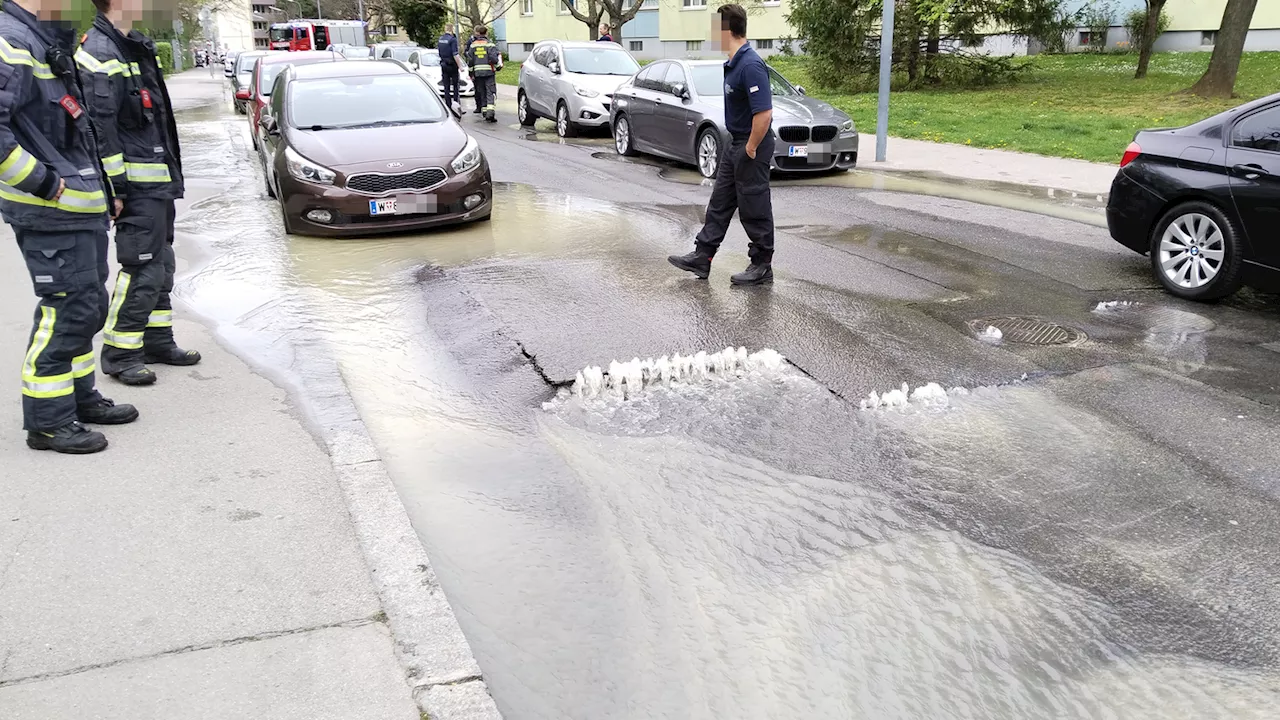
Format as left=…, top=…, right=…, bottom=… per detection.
left=101, top=154, right=125, bottom=177
left=0, top=146, right=37, bottom=186
left=147, top=310, right=173, bottom=328
left=74, top=48, right=132, bottom=77
left=0, top=36, right=57, bottom=79
left=21, top=306, right=74, bottom=399
left=71, top=351, right=95, bottom=378
left=103, top=272, right=144, bottom=349
left=0, top=186, right=108, bottom=214
left=124, top=162, right=171, bottom=183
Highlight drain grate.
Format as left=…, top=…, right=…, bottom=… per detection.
left=969, top=317, right=1086, bottom=346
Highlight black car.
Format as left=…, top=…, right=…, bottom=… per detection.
left=1106, top=92, right=1280, bottom=301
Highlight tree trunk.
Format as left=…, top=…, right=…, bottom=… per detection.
left=904, top=0, right=920, bottom=83
left=924, top=19, right=940, bottom=83
left=1187, top=0, right=1259, bottom=98
left=1134, top=1, right=1164, bottom=79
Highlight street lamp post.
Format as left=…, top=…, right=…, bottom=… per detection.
left=874, top=0, right=894, bottom=162
left=315, top=0, right=322, bottom=19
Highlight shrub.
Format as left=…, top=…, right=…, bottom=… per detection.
left=1124, top=8, right=1171, bottom=53
left=154, top=41, right=173, bottom=72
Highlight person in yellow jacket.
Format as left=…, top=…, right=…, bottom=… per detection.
left=465, top=25, right=502, bottom=123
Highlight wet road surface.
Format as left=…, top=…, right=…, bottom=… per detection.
left=176, top=83, right=1280, bottom=718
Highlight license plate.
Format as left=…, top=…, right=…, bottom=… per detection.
left=369, top=195, right=437, bottom=216
left=788, top=145, right=809, bottom=158
left=369, top=198, right=397, bottom=215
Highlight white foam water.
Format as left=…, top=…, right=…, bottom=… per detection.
left=1094, top=300, right=1139, bottom=312
left=859, top=382, right=969, bottom=411
left=978, top=325, right=1003, bottom=343
left=570, top=347, right=787, bottom=401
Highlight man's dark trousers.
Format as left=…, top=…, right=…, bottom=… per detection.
left=441, top=64, right=461, bottom=112
left=100, top=198, right=179, bottom=374
left=695, top=131, right=776, bottom=263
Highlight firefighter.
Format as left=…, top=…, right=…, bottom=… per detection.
left=77, top=0, right=199, bottom=388
left=1, top=0, right=138, bottom=453
left=465, top=25, right=501, bottom=123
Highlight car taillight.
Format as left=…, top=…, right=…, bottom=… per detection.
left=1120, top=141, right=1141, bottom=168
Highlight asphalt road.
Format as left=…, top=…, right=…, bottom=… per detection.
left=182, top=82, right=1280, bottom=719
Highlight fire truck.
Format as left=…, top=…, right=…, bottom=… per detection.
left=269, top=20, right=366, bottom=52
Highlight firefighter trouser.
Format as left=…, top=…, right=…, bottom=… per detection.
left=14, top=226, right=110, bottom=431
left=101, top=198, right=178, bottom=374
left=475, top=73, right=496, bottom=118
left=695, top=131, right=776, bottom=265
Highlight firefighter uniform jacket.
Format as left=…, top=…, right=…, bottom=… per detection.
left=465, top=39, right=501, bottom=76
left=0, top=1, right=110, bottom=230
left=76, top=13, right=183, bottom=202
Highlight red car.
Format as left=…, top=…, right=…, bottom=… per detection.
left=245, top=50, right=343, bottom=152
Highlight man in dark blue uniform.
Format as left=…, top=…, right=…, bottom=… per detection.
left=437, top=23, right=461, bottom=117
left=1, top=0, right=139, bottom=453
left=668, top=3, right=774, bottom=285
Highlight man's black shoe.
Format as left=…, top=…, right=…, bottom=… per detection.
left=144, top=347, right=202, bottom=366
left=473, top=107, right=481, bottom=114
left=667, top=250, right=713, bottom=279
left=27, top=421, right=108, bottom=454
left=78, top=398, right=139, bottom=425
left=114, top=365, right=157, bottom=386
left=731, top=263, right=774, bottom=285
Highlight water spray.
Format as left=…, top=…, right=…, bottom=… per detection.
left=571, top=347, right=787, bottom=400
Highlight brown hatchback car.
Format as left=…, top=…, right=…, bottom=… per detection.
left=259, top=62, right=492, bottom=236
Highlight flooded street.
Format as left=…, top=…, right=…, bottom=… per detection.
left=174, top=78, right=1280, bottom=718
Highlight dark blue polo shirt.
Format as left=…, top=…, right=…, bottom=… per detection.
left=723, top=43, right=771, bottom=139
left=438, top=32, right=459, bottom=66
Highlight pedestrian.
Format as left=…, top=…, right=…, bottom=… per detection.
left=668, top=3, right=775, bottom=285
left=465, top=25, right=501, bottom=124
left=597, top=23, right=613, bottom=43
left=462, top=27, right=481, bottom=114
left=0, top=0, right=139, bottom=453
left=78, top=0, right=200, bottom=389
left=437, top=22, right=462, bottom=117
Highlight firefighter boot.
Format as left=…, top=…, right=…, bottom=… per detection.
left=731, top=263, right=774, bottom=286
left=27, top=421, right=109, bottom=454
left=78, top=397, right=140, bottom=425
left=115, top=365, right=158, bottom=386
left=144, top=347, right=202, bottom=366
left=667, top=249, right=713, bottom=279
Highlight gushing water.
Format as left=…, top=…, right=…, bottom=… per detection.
left=858, top=381, right=967, bottom=410
left=570, top=347, right=787, bottom=400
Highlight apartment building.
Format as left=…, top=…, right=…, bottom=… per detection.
left=1055, top=0, right=1280, bottom=53
left=251, top=0, right=279, bottom=49
left=503, top=0, right=794, bottom=61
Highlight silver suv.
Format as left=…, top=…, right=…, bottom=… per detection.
left=517, top=40, right=639, bottom=138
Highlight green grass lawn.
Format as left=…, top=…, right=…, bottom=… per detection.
left=768, top=52, right=1280, bottom=163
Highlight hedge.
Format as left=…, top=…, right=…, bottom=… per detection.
left=155, top=41, right=173, bottom=73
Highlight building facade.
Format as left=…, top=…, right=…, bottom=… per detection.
left=1060, top=0, right=1280, bottom=53
left=251, top=0, right=278, bottom=49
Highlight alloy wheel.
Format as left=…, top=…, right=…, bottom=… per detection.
left=1158, top=212, right=1225, bottom=290
left=557, top=105, right=569, bottom=137
left=615, top=117, right=630, bottom=155
left=698, top=132, right=719, bottom=178
left=518, top=94, right=528, bottom=123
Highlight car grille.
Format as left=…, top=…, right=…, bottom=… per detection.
left=346, top=168, right=447, bottom=195
left=810, top=125, right=838, bottom=143
left=778, top=126, right=809, bottom=143
left=774, top=155, right=835, bottom=171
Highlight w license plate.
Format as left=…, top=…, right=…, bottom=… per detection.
left=788, top=145, right=809, bottom=158
left=369, top=195, right=437, bottom=216
left=369, top=198, right=398, bottom=215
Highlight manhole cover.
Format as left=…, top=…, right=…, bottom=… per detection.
left=968, top=317, right=1086, bottom=346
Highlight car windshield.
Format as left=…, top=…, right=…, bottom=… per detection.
left=690, top=65, right=723, bottom=97
left=235, top=54, right=262, bottom=74
left=767, top=68, right=799, bottom=97
left=260, top=58, right=333, bottom=94
left=563, top=47, right=638, bottom=76
left=269, top=27, right=292, bottom=42
left=389, top=47, right=416, bottom=62
left=290, top=74, right=446, bottom=129
left=419, top=52, right=441, bottom=67
left=338, top=46, right=369, bottom=59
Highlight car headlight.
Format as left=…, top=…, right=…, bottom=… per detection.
left=840, top=119, right=855, bottom=135
left=284, top=146, right=335, bottom=185
left=451, top=135, right=482, bottom=174
left=574, top=85, right=599, bottom=98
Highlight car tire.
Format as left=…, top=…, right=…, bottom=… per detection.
left=695, top=128, right=720, bottom=179
left=556, top=102, right=577, bottom=138
left=262, top=156, right=276, bottom=199
left=614, top=114, right=637, bottom=156
left=277, top=184, right=297, bottom=235
left=1149, top=200, right=1245, bottom=301
left=517, top=90, right=536, bottom=127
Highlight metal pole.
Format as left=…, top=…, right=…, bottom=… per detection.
left=316, top=0, right=322, bottom=19
left=452, top=0, right=459, bottom=32
left=357, top=0, right=365, bottom=24
left=875, top=0, right=894, bottom=162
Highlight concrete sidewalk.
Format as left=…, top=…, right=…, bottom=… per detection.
left=0, top=71, right=498, bottom=720
left=493, top=83, right=1117, bottom=196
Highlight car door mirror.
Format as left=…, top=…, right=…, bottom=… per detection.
left=549, top=61, right=560, bottom=74
left=262, top=117, right=279, bottom=136
left=795, top=85, right=807, bottom=96
left=672, top=82, right=689, bottom=100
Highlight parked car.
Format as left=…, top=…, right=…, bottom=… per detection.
left=247, top=50, right=344, bottom=152
left=231, top=50, right=272, bottom=113
left=394, top=48, right=474, bottom=98
left=258, top=61, right=492, bottom=236
left=330, top=43, right=372, bottom=60
left=518, top=40, right=638, bottom=138
left=222, top=50, right=240, bottom=77
left=610, top=59, right=858, bottom=179
left=1106, top=92, right=1280, bottom=301
left=374, top=42, right=419, bottom=62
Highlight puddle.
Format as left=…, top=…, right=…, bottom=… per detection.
left=171, top=97, right=1280, bottom=720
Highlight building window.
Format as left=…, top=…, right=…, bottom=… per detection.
left=640, top=0, right=657, bottom=7
left=682, top=0, right=706, bottom=7
left=1077, top=31, right=1091, bottom=46
left=522, top=0, right=533, bottom=14
left=755, top=39, right=773, bottom=50
left=1202, top=31, right=1217, bottom=46
left=686, top=40, right=702, bottom=51
left=383, top=25, right=398, bottom=36
left=630, top=40, right=643, bottom=52
left=559, top=0, right=573, bottom=15
left=523, top=42, right=535, bottom=52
